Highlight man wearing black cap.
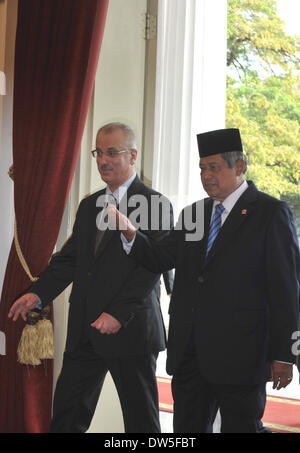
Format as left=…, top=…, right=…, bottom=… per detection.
left=111, top=128, right=300, bottom=433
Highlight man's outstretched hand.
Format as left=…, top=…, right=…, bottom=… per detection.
left=107, top=204, right=136, bottom=242
left=8, top=293, right=39, bottom=322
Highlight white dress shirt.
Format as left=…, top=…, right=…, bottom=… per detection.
left=211, top=179, right=248, bottom=225
left=106, top=171, right=136, bottom=204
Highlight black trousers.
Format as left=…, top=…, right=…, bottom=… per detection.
left=172, top=339, right=267, bottom=433
left=50, top=341, right=160, bottom=433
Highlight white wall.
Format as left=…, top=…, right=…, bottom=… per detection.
left=0, top=0, right=18, bottom=297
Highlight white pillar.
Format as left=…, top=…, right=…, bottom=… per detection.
left=153, top=0, right=227, bottom=217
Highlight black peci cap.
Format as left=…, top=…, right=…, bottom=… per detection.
left=197, top=128, right=243, bottom=158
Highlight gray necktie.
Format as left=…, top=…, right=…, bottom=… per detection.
left=94, top=194, right=117, bottom=254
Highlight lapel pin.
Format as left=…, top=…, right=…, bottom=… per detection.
left=241, top=209, right=247, bottom=215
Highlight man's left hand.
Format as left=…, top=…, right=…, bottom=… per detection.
left=91, top=312, right=121, bottom=335
left=271, top=361, right=293, bottom=390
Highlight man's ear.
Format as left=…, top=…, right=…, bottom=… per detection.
left=235, top=159, right=245, bottom=176
left=130, top=149, right=138, bottom=166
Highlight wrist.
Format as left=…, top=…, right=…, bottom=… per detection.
left=127, top=228, right=136, bottom=242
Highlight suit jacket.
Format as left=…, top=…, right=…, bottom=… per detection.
left=131, top=181, right=300, bottom=385
left=31, top=176, right=173, bottom=358
left=162, top=271, right=174, bottom=296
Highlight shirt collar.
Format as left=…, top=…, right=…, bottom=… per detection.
left=106, top=172, right=137, bottom=204
left=213, top=180, right=248, bottom=215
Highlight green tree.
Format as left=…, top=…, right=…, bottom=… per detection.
left=227, top=0, right=300, bottom=76
left=226, top=0, right=300, bottom=232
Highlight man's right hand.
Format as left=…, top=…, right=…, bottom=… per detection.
left=107, top=204, right=136, bottom=242
left=8, top=293, right=39, bottom=322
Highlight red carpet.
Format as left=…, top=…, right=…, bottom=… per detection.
left=157, top=376, right=300, bottom=433
left=157, top=377, right=173, bottom=413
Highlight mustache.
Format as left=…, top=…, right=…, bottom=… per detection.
left=99, top=164, right=114, bottom=171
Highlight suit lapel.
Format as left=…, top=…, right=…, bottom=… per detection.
left=204, top=181, right=258, bottom=265
left=122, top=175, right=144, bottom=205
left=94, top=228, right=115, bottom=259
left=93, top=175, right=144, bottom=260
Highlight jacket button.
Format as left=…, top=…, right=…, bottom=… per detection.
left=197, top=276, right=205, bottom=284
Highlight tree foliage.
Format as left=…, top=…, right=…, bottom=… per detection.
left=227, top=0, right=300, bottom=76
left=226, top=0, right=300, bottom=229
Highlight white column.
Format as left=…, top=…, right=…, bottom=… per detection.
left=153, top=0, right=227, bottom=217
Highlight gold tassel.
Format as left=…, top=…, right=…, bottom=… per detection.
left=17, top=311, right=41, bottom=366
left=36, top=307, right=54, bottom=360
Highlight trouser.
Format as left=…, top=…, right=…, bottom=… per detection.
left=172, top=340, right=267, bottom=433
left=50, top=341, right=160, bottom=433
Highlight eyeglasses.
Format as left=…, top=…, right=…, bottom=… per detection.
left=91, top=148, right=130, bottom=159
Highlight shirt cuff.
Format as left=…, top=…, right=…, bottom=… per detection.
left=31, top=293, right=43, bottom=310
left=275, top=360, right=293, bottom=365
left=121, top=233, right=136, bottom=254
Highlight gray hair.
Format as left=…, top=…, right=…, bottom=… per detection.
left=221, top=151, right=248, bottom=174
left=97, top=122, right=137, bottom=149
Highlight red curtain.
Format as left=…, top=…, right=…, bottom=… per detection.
left=0, top=0, right=109, bottom=433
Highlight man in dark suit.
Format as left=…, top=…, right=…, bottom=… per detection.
left=8, top=122, right=173, bottom=433
left=114, top=128, right=300, bottom=433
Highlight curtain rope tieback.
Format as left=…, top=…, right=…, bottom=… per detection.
left=14, top=219, right=39, bottom=283
left=9, top=166, right=54, bottom=365
left=9, top=166, right=38, bottom=283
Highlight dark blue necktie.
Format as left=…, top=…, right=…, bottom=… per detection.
left=206, top=203, right=225, bottom=255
